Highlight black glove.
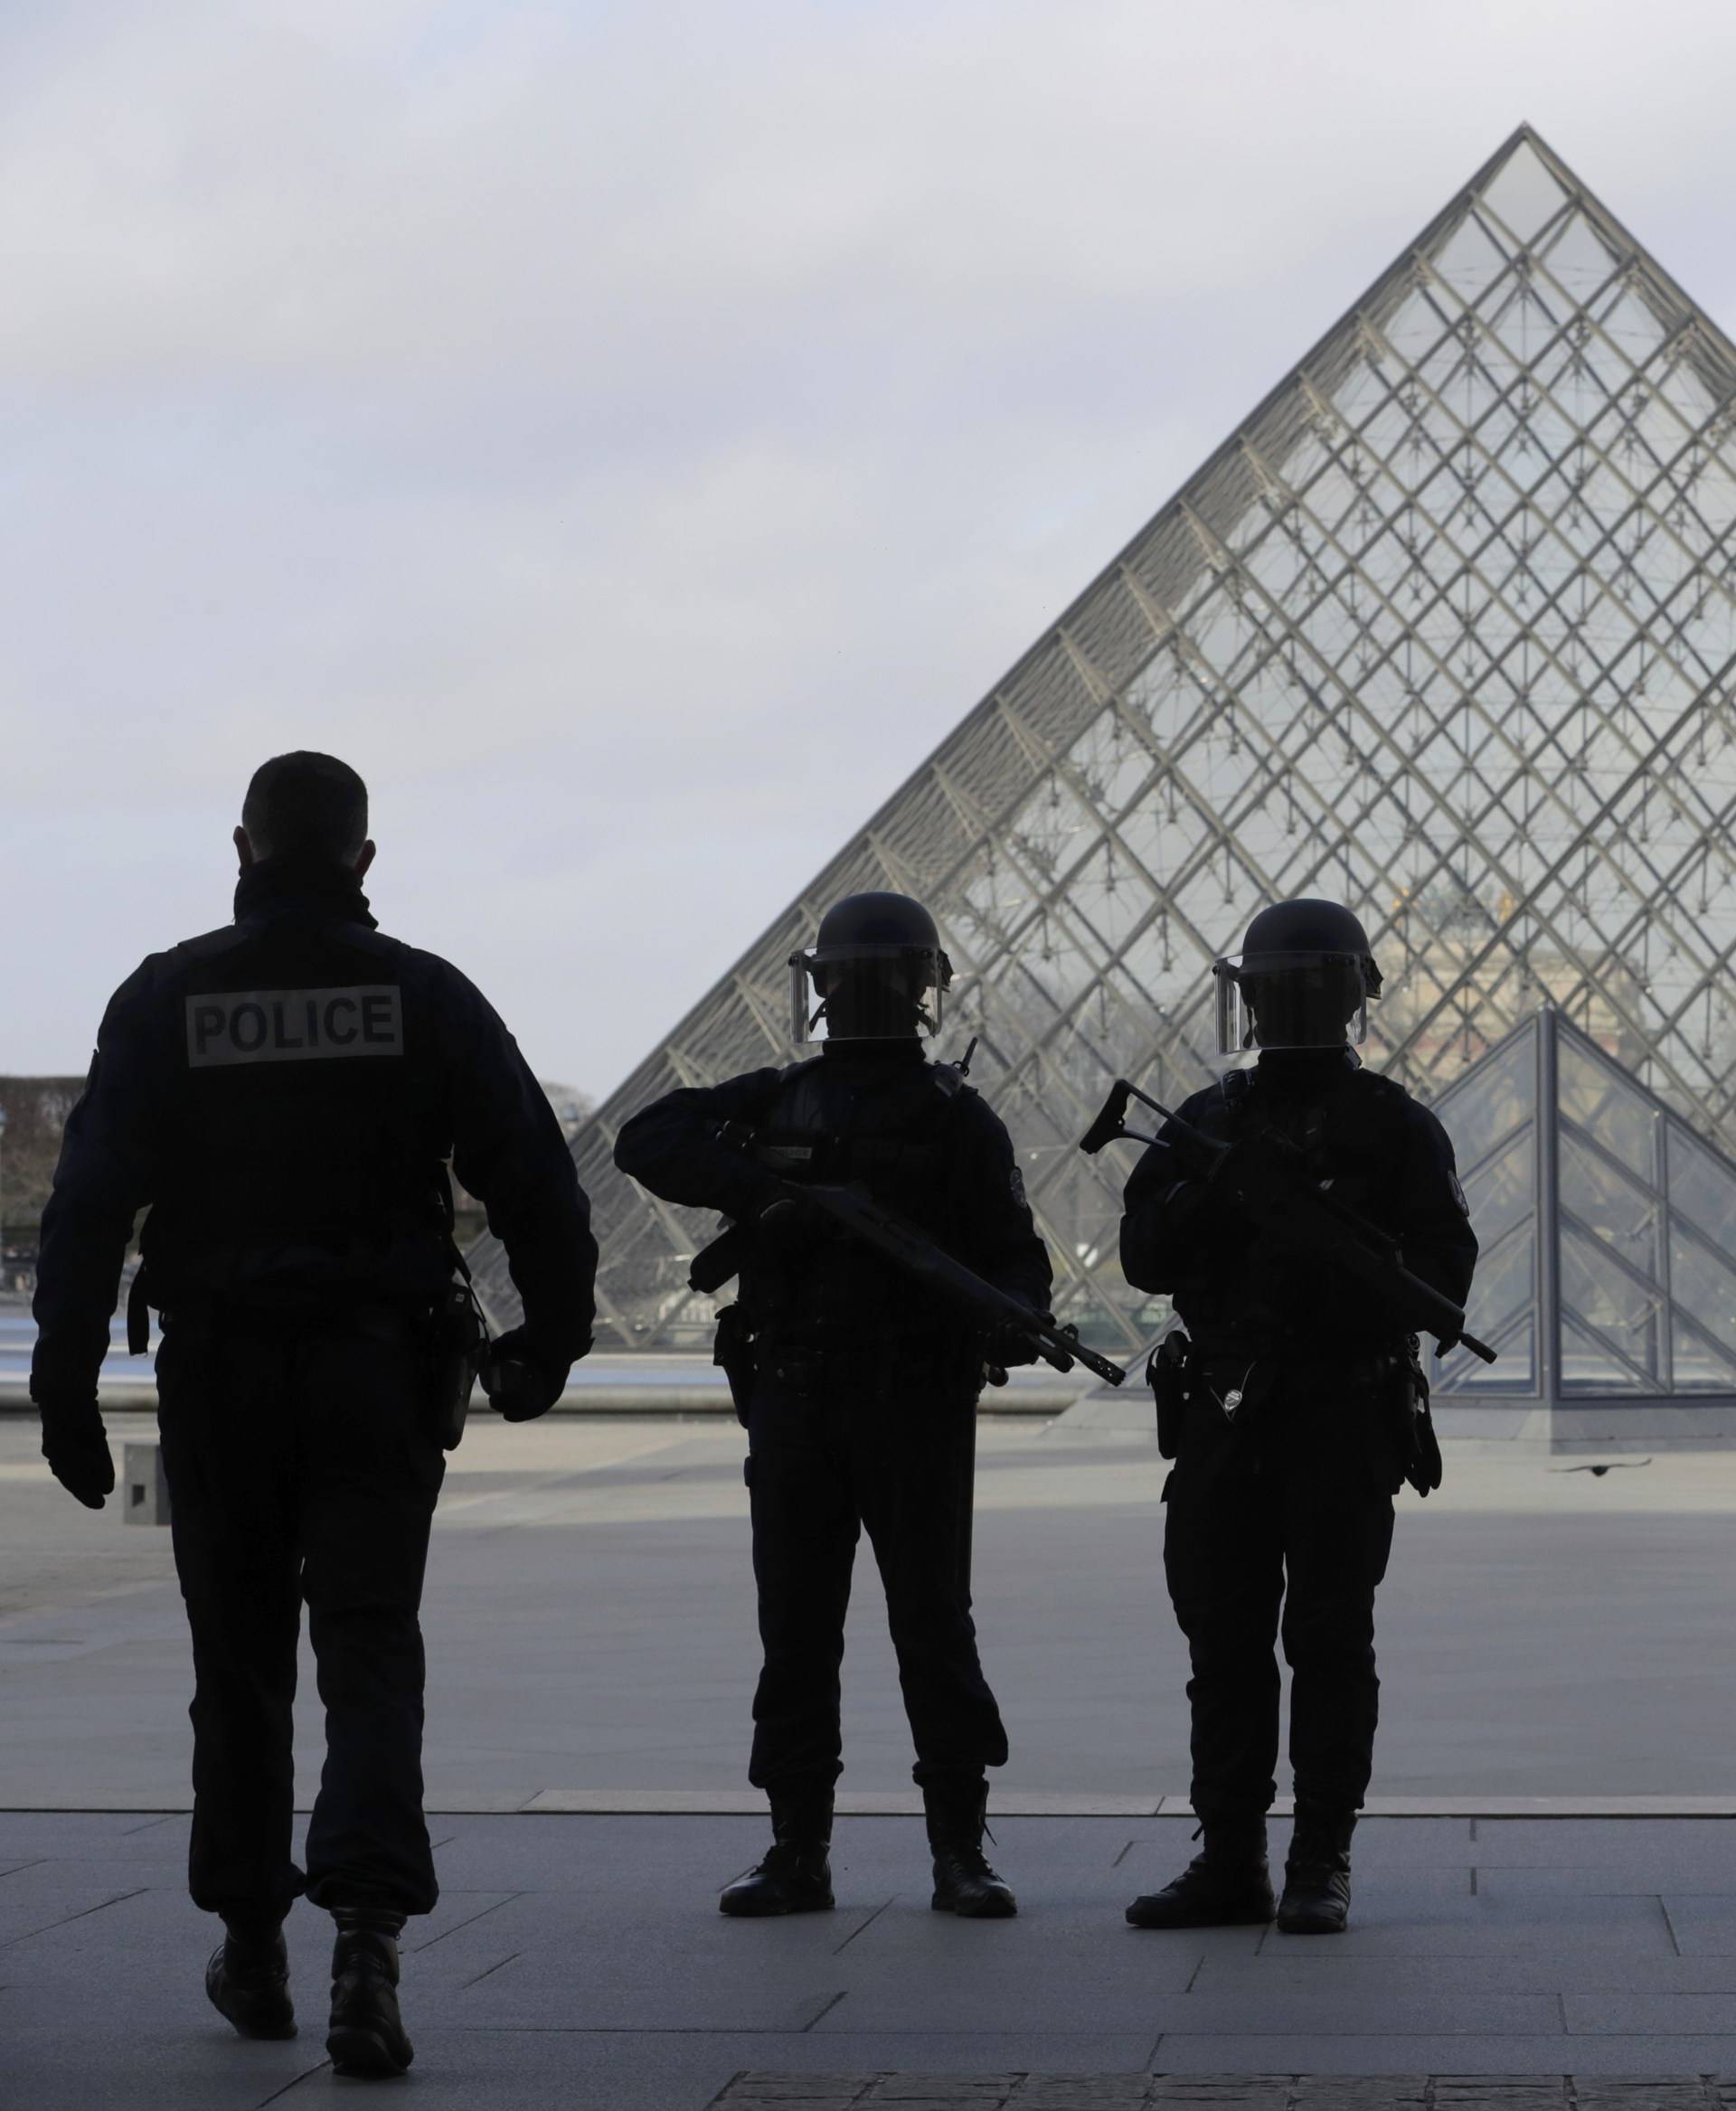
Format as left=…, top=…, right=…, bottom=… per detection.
left=754, top=1191, right=831, bottom=1252
left=983, top=1313, right=1047, bottom=1371
left=36, top=1394, right=117, bottom=1509
left=480, top=1326, right=580, bottom=1423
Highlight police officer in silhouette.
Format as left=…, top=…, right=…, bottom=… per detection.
left=615, top=892, right=1052, bottom=1919
left=1120, top=900, right=1476, bottom=1937
left=31, top=752, right=596, bottom=2076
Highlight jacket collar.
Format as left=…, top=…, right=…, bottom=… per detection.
left=233, top=853, right=378, bottom=930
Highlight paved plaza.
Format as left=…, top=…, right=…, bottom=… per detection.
left=8, top=1412, right=1736, bottom=2100
left=12, top=1811, right=1736, bottom=2105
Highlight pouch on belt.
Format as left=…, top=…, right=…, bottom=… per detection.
left=1146, top=1329, right=1194, bottom=1459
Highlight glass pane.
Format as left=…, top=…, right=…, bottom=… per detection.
left=1480, top=139, right=1571, bottom=241
left=1558, top=1041, right=1659, bottom=1183
left=1436, top=1312, right=1536, bottom=1396
left=1465, top=1225, right=1533, bottom=1339
left=1669, top=1315, right=1736, bottom=1395
left=1433, top=1027, right=1535, bottom=1173
left=1561, top=1226, right=1661, bottom=1381
left=1561, top=1315, right=1648, bottom=1394
left=1462, top=1127, right=1533, bottom=1250
left=1561, top=1132, right=1662, bottom=1283
left=1666, top=1122, right=1736, bottom=1248
left=1667, top=1227, right=1736, bottom=1358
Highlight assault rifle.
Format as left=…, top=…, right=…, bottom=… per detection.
left=688, top=1183, right=1128, bottom=1388
left=1079, top=1078, right=1496, bottom=1365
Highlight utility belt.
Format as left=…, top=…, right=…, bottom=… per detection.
left=156, top=1285, right=486, bottom=1455
left=156, top=1294, right=427, bottom=1344
left=712, top=1304, right=972, bottom=1425
left=1146, top=1328, right=1442, bottom=1495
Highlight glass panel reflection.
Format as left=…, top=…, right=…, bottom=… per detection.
left=1462, top=1128, right=1534, bottom=1251
left=1666, top=1228, right=1736, bottom=1359
left=1558, top=1041, right=1658, bottom=1183
left=1560, top=1132, right=1662, bottom=1284
left=1667, top=1124, right=1736, bottom=1248
left=1561, top=1226, right=1660, bottom=1383
left=1466, top=1227, right=1534, bottom=1340
left=1434, top=1029, right=1536, bottom=1173
left=1439, top=1314, right=1534, bottom=1395
left=1561, top=1315, right=1648, bottom=1393
left=1669, top=1315, right=1736, bottom=1394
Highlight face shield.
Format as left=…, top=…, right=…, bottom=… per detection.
left=788, top=942, right=951, bottom=1043
left=1212, top=951, right=1372, bottom=1054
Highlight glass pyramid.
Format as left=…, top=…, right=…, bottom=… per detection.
left=1434, top=1004, right=1736, bottom=1403
left=475, top=127, right=1736, bottom=1356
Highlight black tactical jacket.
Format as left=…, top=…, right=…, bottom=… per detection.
left=614, top=1041, right=1052, bottom=1353
left=1119, top=1051, right=1477, bottom=1357
left=32, top=853, right=597, bottom=1399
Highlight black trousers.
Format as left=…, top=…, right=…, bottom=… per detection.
left=744, top=1359, right=1007, bottom=1796
left=155, top=1315, right=446, bottom=1921
left=1163, top=1378, right=1397, bottom=1823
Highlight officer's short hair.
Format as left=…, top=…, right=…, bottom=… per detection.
left=241, top=752, right=369, bottom=862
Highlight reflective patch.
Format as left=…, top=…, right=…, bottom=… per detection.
left=1009, top=1165, right=1027, bottom=1207
left=185, top=986, right=404, bottom=1069
left=1449, top=1171, right=1469, bottom=1216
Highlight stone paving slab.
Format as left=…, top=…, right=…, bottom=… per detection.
left=709, top=2079, right=1736, bottom=2107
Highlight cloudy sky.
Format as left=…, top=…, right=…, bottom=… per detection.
left=8, top=0, right=1736, bottom=1096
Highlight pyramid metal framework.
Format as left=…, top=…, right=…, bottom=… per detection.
left=1433, top=1005, right=1736, bottom=1402
left=475, top=127, right=1736, bottom=1359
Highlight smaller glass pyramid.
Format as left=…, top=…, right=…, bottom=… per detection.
left=1433, top=1004, right=1736, bottom=1400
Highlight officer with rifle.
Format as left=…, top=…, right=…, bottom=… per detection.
left=614, top=891, right=1054, bottom=1919
left=1096, top=900, right=1477, bottom=1937
left=30, top=752, right=597, bottom=2077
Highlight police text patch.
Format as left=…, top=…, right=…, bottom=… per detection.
left=185, top=986, right=404, bottom=1069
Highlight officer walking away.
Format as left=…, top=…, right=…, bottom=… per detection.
left=30, top=753, right=597, bottom=2076
left=1120, top=901, right=1476, bottom=1937
left=615, top=893, right=1052, bottom=1920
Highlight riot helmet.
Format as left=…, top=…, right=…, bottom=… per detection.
left=788, top=891, right=952, bottom=1042
left=1212, top=899, right=1382, bottom=1054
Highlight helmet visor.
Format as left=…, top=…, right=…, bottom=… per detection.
left=1212, top=951, right=1372, bottom=1054
left=788, top=943, right=950, bottom=1043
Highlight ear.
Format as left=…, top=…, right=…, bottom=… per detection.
left=233, top=825, right=255, bottom=871
left=354, top=840, right=377, bottom=879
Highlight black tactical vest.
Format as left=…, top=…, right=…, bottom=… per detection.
left=741, top=1050, right=969, bottom=1341
left=139, top=907, right=455, bottom=1313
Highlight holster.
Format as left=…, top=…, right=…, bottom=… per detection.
left=1146, top=1329, right=1194, bottom=1460
left=429, top=1280, right=488, bottom=1451
left=713, top=1302, right=759, bottom=1428
left=1387, top=1334, right=1443, bottom=1497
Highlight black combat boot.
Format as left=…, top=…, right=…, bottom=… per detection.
left=1277, top=1806, right=1355, bottom=1935
left=719, top=1792, right=835, bottom=1917
left=924, top=1779, right=1016, bottom=1919
left=326, top=1908, right=414, bottom=2078
left=204, top=1914, right=296, bottom=2040
left=1126, top=1817, right=1276, bottom=1929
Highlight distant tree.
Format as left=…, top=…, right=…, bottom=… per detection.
left=0, top=1077, right=85, bottom=1248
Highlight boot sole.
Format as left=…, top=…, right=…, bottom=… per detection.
left=1126, top=1901, right=1275, bottom=1930
left=718, top=1893, right=835, bottom=1918
left=326, top=2023, right=413, bottom=2077
left=206, top=1975, right=297, bottom=2040
left=1275, top=1911, right=1348, bottom=1935
left=931, top=1892, right=1017, bottom=1918
left=211, top=2003, right=297, bottom=2040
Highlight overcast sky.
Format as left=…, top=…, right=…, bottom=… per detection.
left=7, top=0, right=1736, bottom=1095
